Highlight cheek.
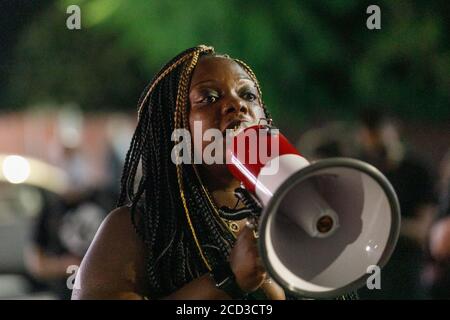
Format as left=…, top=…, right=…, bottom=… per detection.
left=188, top=108, right=219, bottom=153
left=189, top=107, right=221, bottom=133
left=188, top=109, right=201, bottom=133
left=251, top=104, right=267, bottom=121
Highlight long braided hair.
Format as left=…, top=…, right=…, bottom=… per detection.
left=117, top=45, right=269, bottom=299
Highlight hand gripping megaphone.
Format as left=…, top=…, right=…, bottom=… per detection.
left=225, top=121, right=401, bottom=299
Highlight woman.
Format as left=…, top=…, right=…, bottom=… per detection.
left=72, top=45, right=355, bottom=300
left=72, top=45, right=286, bottom=300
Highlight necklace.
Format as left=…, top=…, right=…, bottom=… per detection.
left=222, top=219, right=241, bottom=234
left=194, top=167, right=247, bottom=237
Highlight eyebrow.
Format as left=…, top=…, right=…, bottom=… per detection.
left=191, top=77, right=253, bottom=89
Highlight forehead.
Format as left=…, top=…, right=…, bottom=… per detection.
left=190, top=56, right=252, bottom=87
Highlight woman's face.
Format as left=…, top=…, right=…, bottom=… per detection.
left=188, top=56, right=265, bottom=166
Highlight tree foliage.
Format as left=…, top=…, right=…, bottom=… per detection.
left=5, top=0, right=450, bottom=124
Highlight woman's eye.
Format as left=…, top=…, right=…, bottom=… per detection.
left=202, top=95, right=218, bottom=104
left=243, top=92, right=257, bottom=101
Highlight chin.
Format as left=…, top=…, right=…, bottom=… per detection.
left=201, top=162, right=233, bottom=178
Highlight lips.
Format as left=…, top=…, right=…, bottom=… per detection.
left=223, top=119, right=250, bottom=136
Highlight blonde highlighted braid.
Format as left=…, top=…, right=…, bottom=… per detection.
left=173, top=46, right=215, bottom=271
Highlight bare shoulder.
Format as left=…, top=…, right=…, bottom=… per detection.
left=71, top=206, right=148, bottom=299
left=95, top=205, right=139, bottom=241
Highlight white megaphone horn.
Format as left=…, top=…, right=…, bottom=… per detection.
left=225, top=121, right=401, bottom=299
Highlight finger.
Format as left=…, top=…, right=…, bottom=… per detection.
left=263, top=276, right=272, bottom=284
left=243, top=232, right=259, bottom=248
left=255, top=256, right=264, bottom=268
left=241, top=224, right=257, bottom=241
left=256, top=271, right=268, bottom=284
left=244, top=220, right=260, bottom=242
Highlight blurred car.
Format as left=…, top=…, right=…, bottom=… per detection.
left=0, top=154, right=69, bottom=299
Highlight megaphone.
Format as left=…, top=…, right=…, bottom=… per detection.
left=225, top=122, right=401, bottom=299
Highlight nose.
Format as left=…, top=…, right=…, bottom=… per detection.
left=222, top=97, right=249, bottom=116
